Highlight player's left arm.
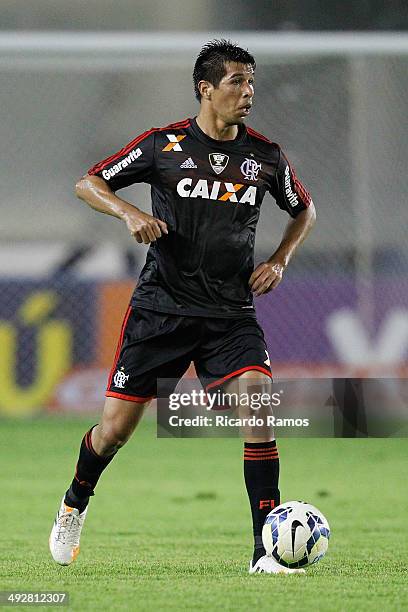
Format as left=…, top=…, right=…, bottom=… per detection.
left=249, top=204, right=316, bottom=296
left=249, top=148, right=316, bottom=296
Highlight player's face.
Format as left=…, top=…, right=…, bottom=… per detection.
left=210, top=62, right=255, bottom=125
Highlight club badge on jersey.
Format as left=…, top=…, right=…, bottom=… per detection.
left=209, top=153, right=229, bottom=175
left=240, top=158, right=262, bottom=181
left=113, top=369, right=129, bottom=389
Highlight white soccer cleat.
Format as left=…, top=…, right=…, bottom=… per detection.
left=249, top=555, right=306, bottom=575
left=49, top=497, right=88, bottom=565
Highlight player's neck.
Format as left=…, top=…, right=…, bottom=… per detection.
left=196, top=111, right=239, bottom=142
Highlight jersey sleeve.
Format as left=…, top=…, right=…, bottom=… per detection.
left=269, top=147, right=312, bottom=218
left=87, top=129, right=155, bottom=191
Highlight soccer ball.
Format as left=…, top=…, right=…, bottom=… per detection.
left=262, top=501, right=330, bottom=569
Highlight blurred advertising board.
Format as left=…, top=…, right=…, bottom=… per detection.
left=0, top=278, right=406, bottom=416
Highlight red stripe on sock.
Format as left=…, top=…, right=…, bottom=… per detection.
left=243, top=455, right=279, bottom=461
left=244, top=446, right=277, bottom=452
left=244, top=449, right=279, bottom=455
left=244, top=453, right=279, bottom=459
left=244, top=449, right=279, bottom=456
left=84, top=428, right=99, bottom=458
left=244, top=450, right=278, bottom=455
left=84, top=431, right=91, bottom=451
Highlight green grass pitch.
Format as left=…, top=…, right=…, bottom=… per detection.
left=0, top=417, right=407, bottom=611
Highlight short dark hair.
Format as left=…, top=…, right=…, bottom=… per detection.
left=193, top=39, right=256, bottom=101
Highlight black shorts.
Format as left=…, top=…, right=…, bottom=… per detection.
left=106, top=306, right=272, bottom=403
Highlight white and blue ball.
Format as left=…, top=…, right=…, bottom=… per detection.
left=262, top=501, right=330, bottom=568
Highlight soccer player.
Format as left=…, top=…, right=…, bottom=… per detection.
left=49, top=40, right=315, bottom=574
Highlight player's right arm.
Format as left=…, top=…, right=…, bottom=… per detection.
left=75, top=174, right=167, bottom=244
left=76, top=129, right=168, bottom=244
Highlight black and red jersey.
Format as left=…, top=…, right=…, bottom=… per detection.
left=88, top=117, right=312, bottom=318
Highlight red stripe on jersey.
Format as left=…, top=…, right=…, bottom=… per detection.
left=87, top=119, right=191, bottom=176
left=284, top=156, right=312, bottom=206
left=281, top=152, right=312, bottom=207
left=88, top=129, right=154, bottom=175
left=293, top=170, right=311, bottom=207
left=157, top=118, right=191, bottom=131
left=247, top=126, right=272, bottom=144
left=106, top=305, right=132, bottom=391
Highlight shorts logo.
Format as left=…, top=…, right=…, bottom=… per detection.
left=162, top=134, right=186, bottom=152
left=240, top=158, right=261, bottom=181
left=264, top=349, right=271, bottom=367
left=113, top=369, right=129, bottom=389
left=102, top=148, right=142, bottom=180
left=209, top=153, right=229, bottom=175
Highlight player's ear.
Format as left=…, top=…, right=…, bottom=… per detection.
left=198, top=80, right=213, bottom=101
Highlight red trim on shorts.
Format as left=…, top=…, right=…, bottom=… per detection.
left=106, top=391, right=155, bottom=403
left=206, top=365, right=272, bottom=391
left=106, top=305, right=132, bottom=391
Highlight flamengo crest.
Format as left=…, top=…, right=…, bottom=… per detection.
left=113, top=369, right=129, bottom=389
left=209, top=153, right=229, bottom=175
left=240, top=158, right=262, bottom=181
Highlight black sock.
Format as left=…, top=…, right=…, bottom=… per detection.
left=244, top=440, right=280, bottom=564
left=64, top=425, right=117, bottom=513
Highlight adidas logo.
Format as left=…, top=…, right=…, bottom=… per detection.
left=180, top=157, right=197, bottom=169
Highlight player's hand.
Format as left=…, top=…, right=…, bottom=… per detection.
left=123, top=209, right=168, bottom=244
left=249, top=261, right=285, bottom=296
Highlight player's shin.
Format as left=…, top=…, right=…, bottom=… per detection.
left=244, top=440, right=280, bottom=564
left=65, top=425, right=117, bottom=512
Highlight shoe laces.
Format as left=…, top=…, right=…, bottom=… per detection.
left=55, top=510, right=82, bottom=545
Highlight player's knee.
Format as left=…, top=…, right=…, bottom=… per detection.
left=236, top=370, right=271, bottom=385
left=97, top=397, right=147, bottom=453
left=99, top=427, right=128, bottom=452
left=233, top=370, right=272, bottom=399
left=98, top=419, right=134, bottom=452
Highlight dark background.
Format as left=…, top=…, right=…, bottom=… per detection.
left=2, top=0, right=408, bottom=31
